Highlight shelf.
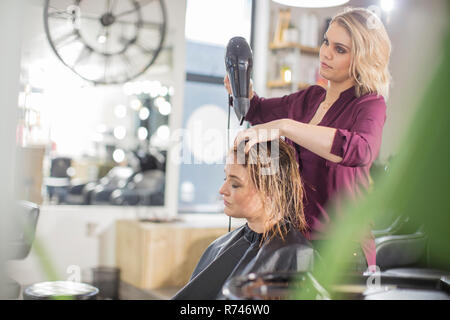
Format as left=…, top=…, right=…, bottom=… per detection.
left=298, top=82, right=312, bottom=90
left=267, top=80, right=292, bottom=88
left=269, top=42, right=320, bottom=55
left=267, top=80, right=313, bottom=90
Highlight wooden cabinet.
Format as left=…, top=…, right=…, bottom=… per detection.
left=116, top=219, right=229, bottom=290
left=16, top=146, right=45, bottom=205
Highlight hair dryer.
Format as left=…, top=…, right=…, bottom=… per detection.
left=225, top=37, right=253, bottom=125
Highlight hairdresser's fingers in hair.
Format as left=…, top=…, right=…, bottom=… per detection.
left=233, top=129, right=247, bottom=147
left=234, top=128, right=256, bottom=150
left=233, top=131, right=243, bottom=148
left=244, top=138, right=258, bottom=154
left=243, top=129, right=259, bottom=153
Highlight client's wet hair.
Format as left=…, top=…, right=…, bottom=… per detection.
left=231, top=138, right=307, bottom=243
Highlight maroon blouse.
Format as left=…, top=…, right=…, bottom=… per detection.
left=245, top=85, right=387, bottom=267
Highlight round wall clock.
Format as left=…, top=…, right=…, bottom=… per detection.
left=44, top=0, right=167, bottom=85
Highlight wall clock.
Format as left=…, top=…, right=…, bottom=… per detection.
left=44, top=0, right=167, bottom=85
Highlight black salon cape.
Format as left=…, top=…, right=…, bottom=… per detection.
left=172, top=222, right=314, bottom=300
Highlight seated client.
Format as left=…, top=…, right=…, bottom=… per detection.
left=172, top=138, right=315, bottom=300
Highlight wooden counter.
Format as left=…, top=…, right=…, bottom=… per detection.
left=116, top=219, right=230, bottom=291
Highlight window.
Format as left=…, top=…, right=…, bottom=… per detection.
left=179, top=0, right=253, bottom=213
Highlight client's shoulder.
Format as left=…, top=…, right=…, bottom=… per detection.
left=266, top=225, right=313, bottom=252
left=205, top=224, right=247, bottom=252
left=251, top=226, right=315, bottom=273
left=281, top=228, right=313, bottom=250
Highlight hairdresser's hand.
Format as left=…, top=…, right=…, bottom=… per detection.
left=223, top=75, right=254, bottom=100
left=234, top=119, right=286, bottom=153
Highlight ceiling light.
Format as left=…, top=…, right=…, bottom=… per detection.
left=380, top=0, right=395, bottom=12
left=272, top=0, right=349, bottom=8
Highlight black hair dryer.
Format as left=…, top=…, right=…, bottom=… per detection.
left=225, top=36, right=253, bottom=125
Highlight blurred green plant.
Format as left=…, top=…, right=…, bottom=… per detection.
left=293, top=5, right=450, bottom=299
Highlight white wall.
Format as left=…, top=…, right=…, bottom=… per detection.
left=0, top=0, right=25, bottom=297
left=164, top=0, right=186, bottom=218
left=379, top=0, right=448, bottom=161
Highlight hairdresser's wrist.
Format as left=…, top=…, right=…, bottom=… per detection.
left=279, top=118, right=290, bottom=137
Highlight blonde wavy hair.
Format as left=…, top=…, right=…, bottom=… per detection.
left=232, top=139, right=307, bottom=243
left=331, top=7, right=392, bottom=100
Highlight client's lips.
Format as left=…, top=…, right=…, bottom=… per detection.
left=321, top=62, right=332, bottom=69
left=224, top=200, right=231, bottom=207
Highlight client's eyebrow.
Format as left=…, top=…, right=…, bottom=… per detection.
left=224, top=171, right=243, bottom=182
left=229, top=175, right=242, bottom=181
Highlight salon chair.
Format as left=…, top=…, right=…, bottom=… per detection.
left=1, top=201, right=39, bottom=299
left=62, top=149, right=165, bottom=206
left=63, top=180, right=88, bottom=205
left=373, top=215, right=427, bottom=270
left=373, top=215, right=450, bottom=280
left=108, top=150, right=165, bottom=205
left=44, top=157, right=72, bottom=204
left=375, top=226, right=428, bottom=270
left=110, top=169, right=165, bottom=206
left=81, top=149, right=165, bottom=205
left=86, top=166, right=135, bottom=205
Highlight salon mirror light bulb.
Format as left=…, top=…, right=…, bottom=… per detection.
left=113, top=149, right=125, bottom=163
left=155, top=97, right=171, bottom=115
left=114, top=104, right=127, bottom=119
left=66, top=167, right=76, bottom=177
left=159, top=102, right=171, bottom=116
left=123, top=82, right=133, bottom=95
left=159, top=86, right=169, bottom=96
left=130, top=98, right=142, bottom=111
left=156, top=125, right=170, bottom=140
left=113, top=126, right=127, bottom=140
left=139, top=107, right=150, bottom=120
left=137, top=127, right=148, bottom=140
left=96, top=124, right=107, bottom=133
left=154, top=97, right=166, bottom=108
left=142, top=80, right=152, bottom=94
left=97, top=35, right=107, bottom=44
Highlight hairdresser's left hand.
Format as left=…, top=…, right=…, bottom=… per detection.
left=234, top=119, right=286, bottom=153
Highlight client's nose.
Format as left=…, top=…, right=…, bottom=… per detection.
left=219, top=182, right=229, bottom=196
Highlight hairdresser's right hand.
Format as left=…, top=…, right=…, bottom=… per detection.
left=224, top=75, right=254, bottom=100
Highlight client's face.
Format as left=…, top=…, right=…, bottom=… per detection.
left=219, top=161, right=265, bottom=221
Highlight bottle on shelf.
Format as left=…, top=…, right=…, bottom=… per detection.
left=300, top=12, right=319, bottom=47
left=280, top=65, right=292, bottom=84
left=283, top=21, right=299, bottom=44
